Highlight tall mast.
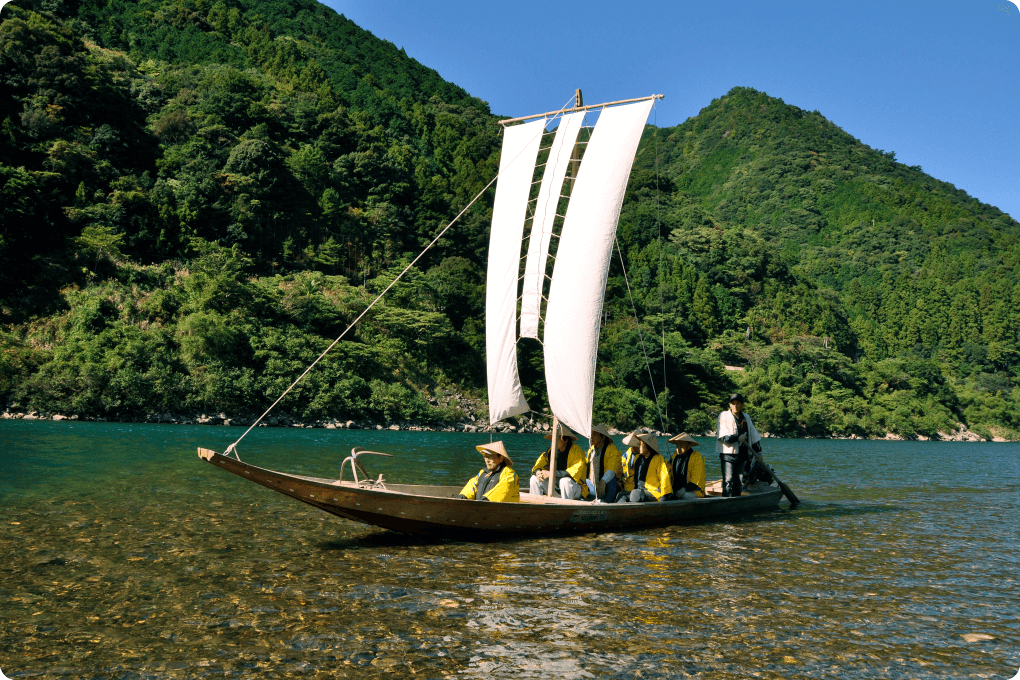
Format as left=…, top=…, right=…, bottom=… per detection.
left=547, top=416, right=559, bottom=496
left=550, top=89, right=580, bottom=495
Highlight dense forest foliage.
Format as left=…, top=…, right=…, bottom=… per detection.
left=1, top=0, right=1017, bottom=439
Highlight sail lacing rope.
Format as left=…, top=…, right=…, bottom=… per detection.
left=226, top=95, right=579, bottom=459
left=654, top=102, right=668, bottom=427
left=518, top=105, right=589, bottom=342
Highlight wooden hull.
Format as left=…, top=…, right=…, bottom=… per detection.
left=198, top=448, right=784, bottom=538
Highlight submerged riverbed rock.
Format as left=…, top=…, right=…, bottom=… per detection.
left=960, top=633, right=995, bottom=643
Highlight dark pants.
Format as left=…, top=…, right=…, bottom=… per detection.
left=720, top=453, right=747, bottom=497
left=586, top=478, right=618, bottom=502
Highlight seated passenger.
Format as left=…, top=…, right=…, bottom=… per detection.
left=667, top=433, right=705, bottom=499
left=458, top=441, right=520, bottom=502
left=586, top=423, right=623, bottom=502
left=616, top=432, right=672, bottom=503
left=618, top=430, right=641, bottom=492
left=529, top=425, right=586, bottom=499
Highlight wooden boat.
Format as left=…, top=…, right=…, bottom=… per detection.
left=197, top=447, right=783, bottom=538
left=199, top=91, right=794, bottom=536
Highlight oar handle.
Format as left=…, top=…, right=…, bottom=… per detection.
left=750, top=448, right=800, bottom=506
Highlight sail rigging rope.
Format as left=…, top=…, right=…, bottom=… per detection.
left=614, top=237, right=666, bottom=434
left=226, top=94, right=578, bottom=458
left=654, top=101, right=668, bottom=428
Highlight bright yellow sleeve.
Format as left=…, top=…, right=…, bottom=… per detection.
left=482, top=467, right=521, bottom=502
left=459, top=471, right=481, bottom=499
left=605, top=444, right=624, bottom=480
left=658, top=458, right=673, bottom=499
left=566, top=444, right=587, bottom=483
left=647, top=456, right=672, bottom=500
left=689, top=452, right=706, bottom=494
left=532, top=452, right=549, bottom=473
left=621, top=447, right=636, bottom=492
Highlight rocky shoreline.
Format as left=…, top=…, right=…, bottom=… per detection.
left=0, top=407, right=1012, bottom=442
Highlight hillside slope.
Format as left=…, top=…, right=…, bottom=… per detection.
left=609, top=88, right=1019, bottom=437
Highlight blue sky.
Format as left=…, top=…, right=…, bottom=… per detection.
left=324, top=0, right=1020, bottom=220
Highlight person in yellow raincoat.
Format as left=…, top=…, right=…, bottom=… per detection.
left=586, top=422, right=623, bottom=502
left=616, top=431, right=672, bottom=503
left=529, top=425, right=586, bottom=499
left=458, top=441, right=520, bottom=502
left=667, top=433, right=705, bottom=499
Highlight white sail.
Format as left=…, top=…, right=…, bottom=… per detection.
left=542, top=100, right=653, bottom=438
left=519, top=112, right=585, bottom=339
left=485, top=118, right=545, bottom=424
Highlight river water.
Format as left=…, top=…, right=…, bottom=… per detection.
left=0, top=421, right=1017, bottom=679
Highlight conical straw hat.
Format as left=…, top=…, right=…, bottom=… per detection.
left=668, top=432, right=699, bottom=446
left=543, top=424, right=579, bottom=441
left=636, top=432, right=660, bottom=454
left=590, top=422, right=613, bottom=439
left=475, top=440, right=512, bottom=466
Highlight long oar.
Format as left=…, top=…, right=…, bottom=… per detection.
left=751, top=449, right=800, bottom=506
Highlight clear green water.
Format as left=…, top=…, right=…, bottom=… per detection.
left=0, top=421, right=1018, bottom=679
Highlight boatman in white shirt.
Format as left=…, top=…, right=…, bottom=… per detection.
left=716, top=393, right=763, bottom=497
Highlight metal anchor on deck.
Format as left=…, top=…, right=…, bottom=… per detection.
left=340, top=447, right=393, bottom=488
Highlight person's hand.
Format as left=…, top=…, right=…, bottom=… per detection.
left=536, top=469, right=548, bottom=481
left=738, top=433, right=748, bottom=443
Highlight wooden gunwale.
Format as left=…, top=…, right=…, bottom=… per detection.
left=198, top=448, right=783, bottom=537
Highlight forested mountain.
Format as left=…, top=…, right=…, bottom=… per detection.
left=610, top=89, right=1020, bottom=437
left=1, top=0, right=1017, bottom=439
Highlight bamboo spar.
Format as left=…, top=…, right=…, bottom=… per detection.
left=547, top=416, right=559, bottom=496
left=498, top=94, right=664, bottom=126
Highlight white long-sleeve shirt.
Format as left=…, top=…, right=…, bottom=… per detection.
left=716, top=410, right=761, bottom=454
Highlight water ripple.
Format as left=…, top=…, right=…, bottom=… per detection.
left=0, top=423, right=1017, bottom=678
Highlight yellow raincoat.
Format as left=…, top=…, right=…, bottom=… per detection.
left=459, top=465, right=520, bottom=502
left=585, top=443, right=623, bottom=499
left=621, top=447, right=673, bottom=500
left=532, top=443, right=587, bottom=485
left=669, top=449, right=706, bottom=497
